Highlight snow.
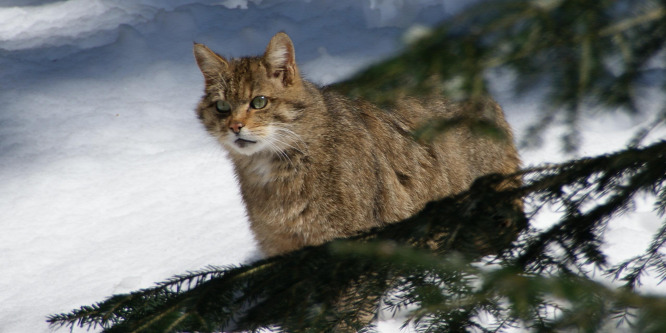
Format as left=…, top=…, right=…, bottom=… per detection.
left=0, top=1, right=663, bottom=332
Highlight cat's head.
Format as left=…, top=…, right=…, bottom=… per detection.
left=193, top=32, right=307, bottom=156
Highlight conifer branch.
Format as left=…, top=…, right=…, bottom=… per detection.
left=334, top=0, right=666, bottom=152
left=599, top=6, right=666, bottom=37
left=48, top=139, right=666, bottom=332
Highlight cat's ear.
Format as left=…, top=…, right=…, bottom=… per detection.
left=193, top=43, right=229, bottom=85
left=263, top=32, right=299, bottom=86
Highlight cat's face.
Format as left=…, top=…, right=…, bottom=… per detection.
left=194, top=33, right=305, bottom=156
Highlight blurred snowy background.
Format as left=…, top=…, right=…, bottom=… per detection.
left=0, top=1, right=663, bottom=332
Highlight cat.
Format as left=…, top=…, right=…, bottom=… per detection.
left=193, top=32, right=521, bottom=257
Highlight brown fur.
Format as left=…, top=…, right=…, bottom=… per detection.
left=193, top=32, right=520, bottom=257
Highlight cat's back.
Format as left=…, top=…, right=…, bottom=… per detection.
left=314, top=90, right=519, bottom=225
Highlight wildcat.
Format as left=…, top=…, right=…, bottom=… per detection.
left=193, top=32, right=521, bottom=257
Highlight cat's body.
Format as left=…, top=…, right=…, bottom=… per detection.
left=194, top=33, right=520, bottom=257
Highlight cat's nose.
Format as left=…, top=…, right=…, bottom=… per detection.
left=229, top=121, right=244, bottom=134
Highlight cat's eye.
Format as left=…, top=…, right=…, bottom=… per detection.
left=250, top=96, right=268, bottom=109
left=215, top=100, right=231, bottom=114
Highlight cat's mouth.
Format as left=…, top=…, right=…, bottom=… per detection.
left=234, top=138, right=257, bottom=148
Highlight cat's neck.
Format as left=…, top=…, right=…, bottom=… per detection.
left=230, top=148, right=306, bottom=187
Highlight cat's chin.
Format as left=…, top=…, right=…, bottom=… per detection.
left=224, top=138, right=265, bottom=156
left=234, top=138, right=257, bottom=148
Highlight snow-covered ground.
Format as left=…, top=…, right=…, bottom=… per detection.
left=0, top=1, right=663, bottom=332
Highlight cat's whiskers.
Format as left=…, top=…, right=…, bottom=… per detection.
left=270, top=140, right=296, bottom=167
left=266, top=138, right=289, bottom=159
left=270, top=126, right=307, bottom=155
left=265, top=139, right=294, bottom=167
left=252, top=127, right=290, bottom=163
left=271, top=136, right=304, bottom=156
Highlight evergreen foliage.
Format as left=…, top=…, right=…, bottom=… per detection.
left=335, top=0, right=666, bottom=153
left=48, top=0, right=666, bottom=332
